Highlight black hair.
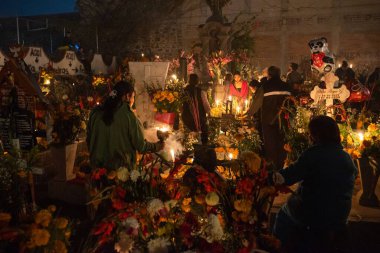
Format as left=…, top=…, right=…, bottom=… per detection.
left=290, top=63, right=298, bottom=71
left=188, top=73, right=199, bottom=86
left=342, top=61, right=348, bottom=67
left=225, top=73, right=233, bottom=82
left=102, top=81, right=134, bottom=125
left=308, top=115, right=341, bottom=145
left=268, top=66, right=281, bottom=79
left=234, top=71, right=241, bottom=76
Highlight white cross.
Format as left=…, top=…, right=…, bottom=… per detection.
left=310, top=72, right=350, bottom=109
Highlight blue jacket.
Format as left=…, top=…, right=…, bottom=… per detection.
left=280, top=143, right=358, bottom=229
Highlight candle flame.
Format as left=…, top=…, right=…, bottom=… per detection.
left=216, top=99, right=220, bottom=106
left=228, top=153, right=233, bottom=160
left=228, top=95, right=232, bottom=101
left=350, top=64, right=353, bottom=68
left=170, top=149, right=175, bottom=162
left=358, top=132, right=364, bottom=142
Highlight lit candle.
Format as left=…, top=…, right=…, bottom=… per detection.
left=228, top=153, right=233, bottom=160
left=171, top=74, right=177, bottom=80
left=358, top=132, right=364, bottom=143
left=216, top=99, right=220, bottom=107
left=245, top=99, right=249, bottom=110
left=96, top=102, right=100, bottom=105
left=236, top=106, right=241, bottom=115
left=338, top=64, right=341, bottom=68
left=141, top=53, right=144, bottom=57
left=170, top=149, right=175, bottom=163
left=228, top=95, right=232, bottom=101
left=350, top=64, right=353, bottom=68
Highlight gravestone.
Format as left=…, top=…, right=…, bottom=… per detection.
left=128, top=62, right=170, bottom=126
left=310, top=72, right=350, bottom=109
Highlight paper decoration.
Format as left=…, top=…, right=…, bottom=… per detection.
left=23, top=47, right=50, bottom=73
left=53, top=51, right=85, bottom=75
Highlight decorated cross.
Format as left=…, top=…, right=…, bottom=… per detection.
left=310, top=72, right=350, bottom=108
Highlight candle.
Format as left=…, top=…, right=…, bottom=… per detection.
left=236, top=106, right=241, bottom=115
left=245, top=99, right=248, bottom=110
left=157, top=126, right=169, bottom=132
left=358, top=132, right=364, bottom=143
left=141, top=53, right=144, bottom=57
left=228, top=153, right=233, bottom=160
left=171, top=74, right=177, bottom=80
left=170, top=149, right=175, bottom=163
left=350, top=64, right=353, bottom=68
left=338, top=64, right=341, bottom=68
left=216, top=99, right=220, bottom=107
left=228, top=95, right=232, bottom=101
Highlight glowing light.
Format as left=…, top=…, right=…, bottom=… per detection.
left=236, top=106, right=241, bottom=115
left=228, top=153, right=233, bottom=160
left=350, top=64, right=353, bottom=68
left=96, top=102, right=100, bottom=105
left=44, top=79, right=50, bottom=85
left=156, top=126, right=169, bottom=132
left=171, top=74, right=177, bottom=80
left=338, top=64, right=341, bottom=68
left=358, top=132, right=364, bottom=142
left=228, top=95, right=232, bottom=101
left=170, top=149, right=175, bottom=163
left=141, top=53, right=144, bottom=57
left=215, top=99, right=220, bottom=107
left=245, top=99, right=249, bottom=109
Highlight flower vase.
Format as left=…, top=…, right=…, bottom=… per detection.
left=358, top=157, right=380, bottom=207
left=50, top=142, right=78, bottom=181
left=155, top=112, right=176, bottom=125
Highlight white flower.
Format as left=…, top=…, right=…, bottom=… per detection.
left=147, top=237, right=170, bottom=253
left=130, top=170, right=140, bottom=182
left=123, top=217, right=139, bottom=229
left=147, top=198, right=164, bottom=216
left=202, top=214, right=224, bottom=243
left=114, top=232, right=134, bottom=253
left=62, top=94, right=68, bottom=100
left=117, top=167, right=130, bottom=182
left=164, top=200, right=177, bottom=210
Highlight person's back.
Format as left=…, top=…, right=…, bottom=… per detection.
left=261, top=76, right=291, bottom=125
left=284, top=143, right=357, bottom=228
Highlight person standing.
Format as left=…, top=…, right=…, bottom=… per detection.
left=247, top=66, right=291, bottom=169
left=86, top=81, right=164, bottom=170
left=272, top=116, right=357, bottom=252
left=286, top=63, right=304, bottom=95
left=182, top=74, right=211, bottom=144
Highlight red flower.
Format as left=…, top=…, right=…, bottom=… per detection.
left=236, top=178, right=255, bottom=195
left=91, top=168, right=107, bottom=180
left=118, top=212, right=132, bottom=220
left=93, top=221, right=115, bottom=236
left=115, top=186, right=126, bottom=199
left=112, top=199, right=125, bottom=210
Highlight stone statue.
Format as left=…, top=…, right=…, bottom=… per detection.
left=205, top=0, right=231, bottom=23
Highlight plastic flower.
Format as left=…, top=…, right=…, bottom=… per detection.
left=147, top=199, right=165, bottom=216
left=123, top=217, right=139, bottom=229
left=30, top=228, right=50, bottom=246
left=35, top=209, right=52, bottom=227
left=147, top=237, right=170, bottom=253
left=130, top=169, right=140, bottom=182
left=164, top=200, right=178, bottom=210
left=115, top=232, right=134, bottom=253
left=117, top=167, right=130, bottom=182
left=203, top=214, right=224, bottom=243
left=53, top=240, right=67, bottom=253
left=205, top=192, right=219, bottom=206
left=55, top=217, right=69, bottom=229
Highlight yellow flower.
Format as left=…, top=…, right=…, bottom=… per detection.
left=53, top=240, right=67, bottom=253
left=107, top=170, right=117, bottom=180
left=80, top=121, right=87, bottom=130
left=116, top=167, right=129, bottom=182
left=368, top=123, right=377, bottom=132
left=173, top=92, right=179, bottom=97
left=48, top=205, right=56, bottom=213
left=153, top=107, right=157, bottom=112
left=182, top=197, right=192, bottom=206
left=35, top=210, right=52, bottom=227
left=205, top=192, right=219, bottom=206
left=162, top=109, right=167, bottom=113
left=31, top=228, right=50, bottom=246
left=73, top=109, right=81, bottom=116
left=55, top=217, right=69, bottom=229
left=347, top=135, right=353, bottom=146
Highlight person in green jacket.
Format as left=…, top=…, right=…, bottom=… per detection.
left=86, top=81, right=164, bottom=170
left=272, top=115, right=357, bottom=252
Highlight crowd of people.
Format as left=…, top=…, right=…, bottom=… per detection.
left=85, top=60, right=378, bottom=252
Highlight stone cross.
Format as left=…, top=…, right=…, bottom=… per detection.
left=310, top=72, right=350, bottom=108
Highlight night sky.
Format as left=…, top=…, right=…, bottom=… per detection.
left=0, top=0, right=77, bottom=17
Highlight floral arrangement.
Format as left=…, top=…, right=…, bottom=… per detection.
left=207, top=51, right=232, bottom=83
left=146, top=80, right=186, bottom=113
left=0, top=206, right=72, bottom=253
left=82, top=148, right=282, bottom=252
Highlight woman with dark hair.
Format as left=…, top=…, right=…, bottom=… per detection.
left=272, top=115, right=357, bottom=252
left=228, top=71, right=249, bottom=101
left=86, top=81, right=164, bottom=170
